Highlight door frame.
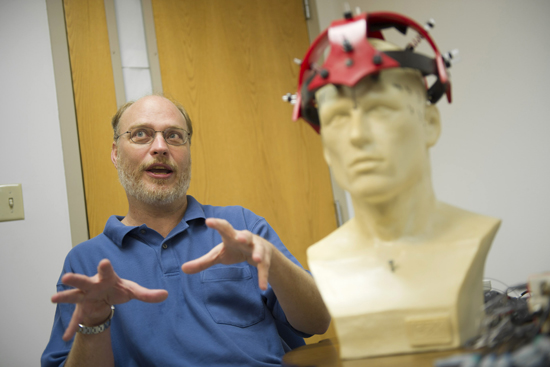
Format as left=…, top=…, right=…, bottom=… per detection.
left=46, top=0, right=89, bottom=246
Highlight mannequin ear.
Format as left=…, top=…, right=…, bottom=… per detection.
left=322, top=146, right=332, bottom=166
left=111, top=141, right=118, bottom=168
left=424, top=104, right=441, bottom=148
left=321, top=132, right=333, bottom=166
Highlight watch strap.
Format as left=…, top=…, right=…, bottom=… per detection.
left=77, top=305, right=115, bottom=335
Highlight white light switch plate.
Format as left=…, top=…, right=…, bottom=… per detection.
left=0, top=184, right=25, bottom=222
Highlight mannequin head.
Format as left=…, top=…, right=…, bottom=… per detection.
left=291, top=11, right=451, bottom=133
left=290, top=11, right=452, bottom=203
left=316, top=40, right=441, bottom=203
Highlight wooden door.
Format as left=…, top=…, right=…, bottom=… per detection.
left=64, top=0, right=337, bottom=343
left=63, top=0, right=128, bottom=237
left=151, top=0, right=336, bottom=270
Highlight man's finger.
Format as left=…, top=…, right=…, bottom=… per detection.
left=181, top=244, right=222, bottom=274
left=253, top=237, right=271, bottom=290
left=229, top=230, right=255, bottom=257
left=235, top=230, right=253, bottom=245
left=207, top=219, right=255, bottom=256
left=61, top=273, right=96, bottom=291
left=51, top=288, right=85, bottom=304
left=250, top=236, right=265, bottom=264
left=97, top=259, right=116, bottom=281
left=205, top=218, right=238, bottom=241
left=125, top=280, right=169, bottom=303
left=63, top=308, right=81, bottom=341
left=135, top=289, right=169, bottom=303
left=257, top=259, right=270, bottom=291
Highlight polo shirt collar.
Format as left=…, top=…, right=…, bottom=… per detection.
left=103, top=195, right=206, bottom=247
left=182, top=195, right=206, bottom=222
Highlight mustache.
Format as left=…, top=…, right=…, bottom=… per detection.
left=139, top=158, right=177, bottom=172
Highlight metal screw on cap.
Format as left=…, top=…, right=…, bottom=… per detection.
left=282, top=93, right=297, bottom=105
left=342, top=39, right=353, bottom=53
left=424, top=18, right=435, bottom=31
left=443, top=49, right=460, bottom=68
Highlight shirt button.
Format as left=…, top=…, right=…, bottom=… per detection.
left=140, top=229, right=146, bottom=234
left=162, top=243, right=168, bottom=249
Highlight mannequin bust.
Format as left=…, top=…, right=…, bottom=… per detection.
left=307, top=39, right=501, bottom=359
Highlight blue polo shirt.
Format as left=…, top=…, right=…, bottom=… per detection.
left=42, top=196, right=310, bottom=366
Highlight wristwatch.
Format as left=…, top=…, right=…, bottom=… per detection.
left=77, top=305, right=115, bottom=335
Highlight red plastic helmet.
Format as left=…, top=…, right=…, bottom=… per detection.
left=292, top=11, right=452, bottom=133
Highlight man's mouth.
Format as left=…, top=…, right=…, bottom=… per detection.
left=145, top=163, right=174, bottom=177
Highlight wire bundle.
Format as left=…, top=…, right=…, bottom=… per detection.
left=434, top=282, right=550, bottom=367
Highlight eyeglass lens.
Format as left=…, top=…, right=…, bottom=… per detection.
left=129, top=127, right=188, bottom=145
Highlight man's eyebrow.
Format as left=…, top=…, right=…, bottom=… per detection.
left=127, top=123, right=184, bottom=130
left=128, top=123, right=150, bottom=128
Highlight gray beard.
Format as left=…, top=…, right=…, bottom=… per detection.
left=117, top=156, right=191, bottom=206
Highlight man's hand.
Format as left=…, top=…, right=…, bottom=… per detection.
left=52, top=259, right=168, bottom=341
left=182, top=218, right=331, bottom=335
left=181, top=218, right=273, bottom=290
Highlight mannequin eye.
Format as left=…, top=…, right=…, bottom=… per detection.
left=321, top=109, right=351, bottom=127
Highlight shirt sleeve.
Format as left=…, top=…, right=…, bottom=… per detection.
left=249, top=215, right=313, bottom=341
left=41, top=258, right=77, bottom=367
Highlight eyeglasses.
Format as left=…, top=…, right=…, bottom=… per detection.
left=115, top=127, right=190, bottom=146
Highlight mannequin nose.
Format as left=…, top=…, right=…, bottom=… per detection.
left=349, top=109, right=371, bottom=145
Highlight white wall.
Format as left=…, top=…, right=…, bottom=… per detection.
left=315, top=0, right=550, bottom=287
left=0, top=0, right=73, bottom=365
left=1, top=0, right=548, bottom=364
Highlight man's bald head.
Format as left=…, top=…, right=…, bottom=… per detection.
left=111, top=95, right=193, bottom=144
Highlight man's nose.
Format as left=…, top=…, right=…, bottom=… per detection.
left=349, top=109, right=372, bottom=145
left=150, top=132, right=169, bottom=155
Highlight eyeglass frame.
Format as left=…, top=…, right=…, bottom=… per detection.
left=115, top=126, right=191, bottom=146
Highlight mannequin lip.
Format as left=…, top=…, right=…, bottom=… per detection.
left=350, top=156, right=382, bottom=165
left=349, top=156, right=382, bottom=171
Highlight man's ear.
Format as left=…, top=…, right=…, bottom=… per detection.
left=111, top=141, right=118, bottom=168
left=424, top=104, right=441, bottom=148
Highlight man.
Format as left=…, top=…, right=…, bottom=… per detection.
left=42, top=95, right=330, bottom=366
left=291, top=12, right=500, bottom=359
